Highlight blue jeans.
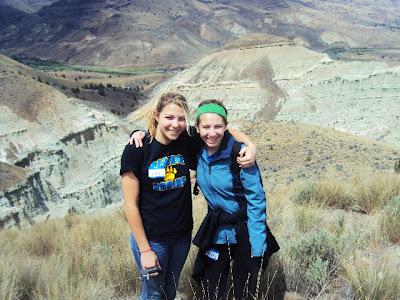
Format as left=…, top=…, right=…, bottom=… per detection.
left=130, top=233, right=191, bottom=300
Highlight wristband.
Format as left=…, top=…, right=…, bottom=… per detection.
left=140, top=248, right=153, bottom=254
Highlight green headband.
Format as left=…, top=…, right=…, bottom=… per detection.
left=195, top=103, right=227, bottom=120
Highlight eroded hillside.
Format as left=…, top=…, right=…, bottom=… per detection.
left=138, top=39, right=400, bottom=145
left=0, top=56, right=131, bottom=228
left=1, top=0, right=400, bottom=67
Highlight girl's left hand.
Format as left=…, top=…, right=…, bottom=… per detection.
left=237, top=145, right=256, bottom=168
left=128, top=131, right=145, bottom=147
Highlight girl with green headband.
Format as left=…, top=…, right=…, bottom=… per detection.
left=192, top=99, right=273, bottom=300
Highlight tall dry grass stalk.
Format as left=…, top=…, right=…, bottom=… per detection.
left=343, top=252, right=400, bottom=300
left=380, top=195, right=400, bottom=244
left=293, top=205, right=323, bottom=233
left=353, top=175, right=400, bottom=213
left=0, top=212, right=138, bottom=300
left=291, top=180, right=354, bottom=209
left=1, top=173, right=399, bottom=299
left=292, top=174, right=400, bottom=213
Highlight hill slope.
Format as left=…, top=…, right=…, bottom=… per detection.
left=0, top=55, right=130, bottom=228
left=1, top=0, right=400, bottom=67
left=0, top=0, right=56, bottom=13
left=136, top=38, right=400, bottom=145
left=244, top=121, right=400, bottom=192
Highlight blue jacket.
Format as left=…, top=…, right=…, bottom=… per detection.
left=196, top=131, right=267, bottom=257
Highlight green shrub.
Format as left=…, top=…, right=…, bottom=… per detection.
left=285, top=230, right=339, bottom=294
left=329, top=211, right=346, bottom=237
left=305, top=256, right=329, bottom=295
left=394, top=159, right=400, bottom=174
left=288, top=230, right=338, bottom=269
left=291, top=182, right=316, bottom=205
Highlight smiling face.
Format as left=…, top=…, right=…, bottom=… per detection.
left=154, top=103, right=187, bottom=144
left=196, top=113, right=227, bottom=155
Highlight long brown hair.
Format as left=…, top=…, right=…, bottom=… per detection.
left=147, top=92, right=190, bottom=140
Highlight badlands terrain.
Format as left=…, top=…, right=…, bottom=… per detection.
left=0, top=1, right=399, bottom=298
left=1, top=0, right=400, bottom=67
left=1, top=29, right=400, bottom=227
left=136, top=35, right=400, bottom=145
left=0, top=54, right=134, bottom=228
left=1, top=36, right=400, bottom=230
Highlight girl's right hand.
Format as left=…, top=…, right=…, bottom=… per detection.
left=128, top=131, right=146, bottom=147
left=140, top=250, right=159, bottom=270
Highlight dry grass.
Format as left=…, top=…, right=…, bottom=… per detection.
left=270, top=174, right=399, bottom=298
left=343, top=251, right=400, bottom=300
left=292, top=180, right=353, bottom=209
left=380, top=195, right=400, bottom=244
left=0, top=162, right=27, bottom=190
left=1, top=174, right=399, bottom=299
left=293, top=205, right=323, bottom=233
left=244, top=121, right=399, bottom=192
left=291, top=174, right=400, bottom=213
left=353, top=175, right=400, bottom=213
left=0, top=211, right=138, bottom=300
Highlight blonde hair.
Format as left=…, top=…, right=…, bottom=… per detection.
left=147, top=92, right=190, bottom=140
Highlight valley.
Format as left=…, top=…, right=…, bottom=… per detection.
left=0, top=1, right=399, bottom=299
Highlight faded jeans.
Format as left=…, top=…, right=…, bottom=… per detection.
left=130, top=233, right=191, bottom=300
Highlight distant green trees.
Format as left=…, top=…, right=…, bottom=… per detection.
left=77, top=82, right=144, bottom=99
left=98, top=84, right=105, bottom=96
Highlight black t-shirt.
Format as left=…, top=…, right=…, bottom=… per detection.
left=120, top=131, right=201, bottom=240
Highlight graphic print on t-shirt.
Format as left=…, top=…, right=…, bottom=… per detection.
left=149, top=154, right=187, bottom=191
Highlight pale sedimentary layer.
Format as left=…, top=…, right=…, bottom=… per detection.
left=0, top=69, right=129, bottom=228
left=275, top=61, right=400, bottom=145
left=140, top=42, right=400, bottom=145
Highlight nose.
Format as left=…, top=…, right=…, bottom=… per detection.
left=209, top=128, right=217, bottom=136
left=171, top=119, right=179, bottom=128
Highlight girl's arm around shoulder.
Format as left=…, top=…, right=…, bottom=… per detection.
left=229, top=128, right=256, bottom=168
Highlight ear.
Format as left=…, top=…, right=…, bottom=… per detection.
left=195, top=123, right=200, bottom=133
left=153, top=111, right=159, bottom=122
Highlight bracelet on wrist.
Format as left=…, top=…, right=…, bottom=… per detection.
left=140, top=248, right=152, bottom=254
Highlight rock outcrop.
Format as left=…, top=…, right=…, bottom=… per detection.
left=137, top=38, right=400, bottom=145
left=1, top=0, right=400, bottom=67
left=0, top=55, right=129, bottom=228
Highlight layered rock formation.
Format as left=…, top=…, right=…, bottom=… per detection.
left=0, top=55, right=129, bottom=228
left=138, top=37, right=400, bottom=145
left=0, top=0, right=57, bottom=13
left=1, top=0, right=400, bottom=67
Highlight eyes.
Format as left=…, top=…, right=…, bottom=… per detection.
left=164, top=115, right=186, bottom=122
left=200, top=124, right=224, bottom=130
